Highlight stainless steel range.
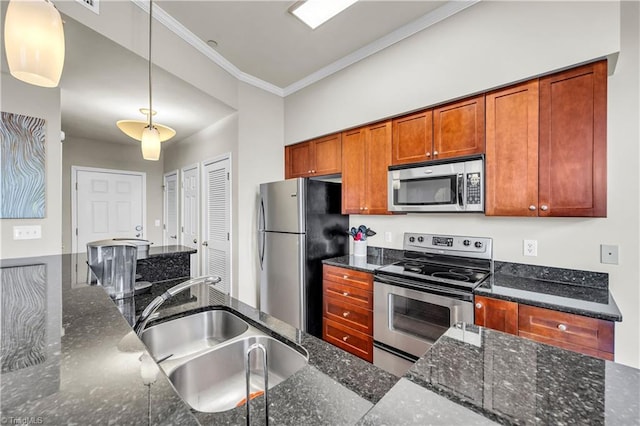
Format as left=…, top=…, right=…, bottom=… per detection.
left=373, top=232, right=492, bottom=376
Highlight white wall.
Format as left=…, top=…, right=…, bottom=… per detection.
left=236, top=82, right=285, bottom=306
left=284, top=0, right=639, bottom=369
left=0, top=74, right=62, bottom=259
left=61, top=136, right=165, bottom=252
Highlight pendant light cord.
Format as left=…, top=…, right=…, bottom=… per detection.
left=148, top=0, right=154, bottom=129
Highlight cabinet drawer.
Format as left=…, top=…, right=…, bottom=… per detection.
left=323, top=280, right=372, bottom=309
left=323, top=265, right=373, bottom=291
left=518, top=305, right=614, bottom=353
left=323, top=295, right=372, bottom=334
left=323, top=318, right=373, bottom=362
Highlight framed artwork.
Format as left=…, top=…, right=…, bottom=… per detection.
left=0, top=111, right=46, bottom=218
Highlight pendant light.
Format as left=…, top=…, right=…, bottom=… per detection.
left=4, top=0, right=65, bottom=88
left=116, top=0, right=175, bottom=160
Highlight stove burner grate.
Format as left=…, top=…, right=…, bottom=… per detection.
left=431, top=271, right=471, bottom=282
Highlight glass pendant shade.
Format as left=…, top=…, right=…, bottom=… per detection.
left=4, top=0, right=65, bottom=88
left=141, top=126, right=161, bottom=161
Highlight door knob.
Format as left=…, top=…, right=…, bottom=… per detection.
left=170, top=235, right=177, bottom=239
left=202, top=241, right=208, bottom=247
left=136, top=233, right=141, bottom=237
left=135, top=225, right=142, bottom=231
left=193, top=239, right=197, bottom=244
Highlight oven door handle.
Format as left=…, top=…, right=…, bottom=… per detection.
left=374, top=274, right=473, bottom=302
left=457, top=173, right=464, bottom=208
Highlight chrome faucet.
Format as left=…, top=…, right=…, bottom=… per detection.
left=133, top=275, right=221, bottom=336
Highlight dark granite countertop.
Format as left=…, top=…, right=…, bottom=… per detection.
left=2, top=254, right=636, bottom=425
left=476, top=261, right=622, bottom=321
left=147, top=244, right=196, bottom=258
left=322, top=247, right=403, bottom=273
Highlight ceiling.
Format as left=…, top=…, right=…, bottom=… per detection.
left=60, top=1, right=472, bottom=145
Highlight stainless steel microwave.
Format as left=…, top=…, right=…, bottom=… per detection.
left=388, top=156, right=484, bottom=212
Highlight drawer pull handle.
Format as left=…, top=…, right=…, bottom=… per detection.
left=343, top=312, right=350, bottom=317
left=343, top=292, right=349, bottom=297
left=557, top=324, right=567, bottom=332
left=475, top=303, right=482, bottom=309
left=342, top=336, right=349, bottom=342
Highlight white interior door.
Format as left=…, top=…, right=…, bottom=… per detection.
left=181, top=164, right=200, bottom=277
left=163, top=171, right=179, bottom=245
left=202, top=156, right=231, bottom=295
left=73, top=167, right=145, bottom=253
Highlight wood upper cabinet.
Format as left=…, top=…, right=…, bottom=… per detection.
left=342, top=121, right=392, bottom=215
left=474, top=295, right=518, bottom=335
left=485, top=80, right=540, bottom=216
left=538, top=60, right=607, bottom=217
left=433, top=95, right=485, bottom=160
left=391, top=110, right=433, bottom=165
left=486, top=60, right=607, bottom=217
left=285, top=133, right=342, bottom=179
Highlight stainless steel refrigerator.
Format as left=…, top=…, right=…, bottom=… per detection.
left=259, top=178, right=348, bottom=337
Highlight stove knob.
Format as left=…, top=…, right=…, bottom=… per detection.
left=463, top=239, right=471, bottom=246
left=409, top=236, right=415, bottom=243
left=474, top=241, right=483, bottom=248
left=417, top=236, right=424, bottom=243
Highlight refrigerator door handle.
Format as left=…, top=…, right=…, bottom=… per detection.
left=259, top=197, right=266, bottom=270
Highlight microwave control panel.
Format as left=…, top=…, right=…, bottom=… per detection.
left=466, top=173, right=482, bottom=205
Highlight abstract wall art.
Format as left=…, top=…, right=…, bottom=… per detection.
left=0, top=111, right=46, bottom=218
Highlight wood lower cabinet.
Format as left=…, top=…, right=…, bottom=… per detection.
left=285, top=133, right=342, bottom=178
left=486, top=60, right=607, bottom=217
left=322, top=265, right=373, bottom=362
left=342, top=121, right=392, bottom=215
left=474, top=295, right=518, bottom=335
left=475, top=295, right=615, bottom=361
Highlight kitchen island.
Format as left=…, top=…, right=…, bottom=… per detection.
left=1, top=254, right=638, bottom=425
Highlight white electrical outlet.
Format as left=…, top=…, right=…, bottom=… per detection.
left=600, top=244, right=619, bottom=265
left=385, top=231, right=392, bottom=243
left=523, top=239, right=538, bottom=256
left=13, top=225, right=42, bottom=240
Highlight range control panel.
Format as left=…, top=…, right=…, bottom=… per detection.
left=404, top=233, right=493, bottom=260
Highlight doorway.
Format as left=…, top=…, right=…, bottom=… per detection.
left=202, top=155, right=231, bottom=296
left=71, top=166, right=146, bottom=254
left=181, top=163, right=200, bottom=277
left=163, top=170, right=179, bottom=246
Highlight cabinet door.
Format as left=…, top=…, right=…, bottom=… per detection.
left=539, top=60, right=607, bottom=217
left=313, top=133, right=342, bottom=176
left=474, top=295, right=518, bottom=335
left=433, top=95, right=485, bottom=160
left=285, top=142, right=312, bottom=178
left=485, top=80, right=539, bottom=216
left=341, top=128, right=366, bottom=214
left=365, top=121, right=392, bottom=215
left=391, top=110, right=433, bottom=165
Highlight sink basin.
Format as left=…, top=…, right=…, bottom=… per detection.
left=168, top=335, right=308, bottom=413
left=140, top=310, right=249, bottom=361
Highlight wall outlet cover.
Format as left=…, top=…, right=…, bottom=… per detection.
left=600, top=244, right=619, bottom=265
left=13, top=225, right=42, bottom=240
left=523, top=239, right=538, bottom=256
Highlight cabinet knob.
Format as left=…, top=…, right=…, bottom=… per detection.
left=475, top=303, right=483, bottom=309
left=540, top=205, right=549, bottom=211
left=426, top=152, right=431, bottom=157
left=343, top=312, right=350, bottom=317
left=343, top=292, right=349, bottom=297
left=342, top=335, right=349, bottom=342
left=311, top=170, right=316, bottom=173
left=557, top=324, right=567, bottom=332
left=360, top=207, right=364, bottom=211
left=343, top=275, right=348, bottom=279
left=363, top=207, right=368, bottom=211
left=307, top=170, right=311, bottom=173
left=433, top=150, right=439, bottom=156
left=529, top=205, right=536, bottom=211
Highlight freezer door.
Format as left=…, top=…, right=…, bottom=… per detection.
left=259, top=179, right=305, bottom=233
left=259, top=232, right=306, bottom=330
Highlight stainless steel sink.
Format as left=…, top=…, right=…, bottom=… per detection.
left=140, top=310, right=249, bottom=361
left=168, top=335, right=308, bottom=413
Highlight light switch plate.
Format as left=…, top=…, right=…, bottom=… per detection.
left=601, top=244, right=619, bottom=264
left=13, top=225, right=42, bottom=240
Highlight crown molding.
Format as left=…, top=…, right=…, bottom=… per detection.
left=131, top=0, right=479, bottom=98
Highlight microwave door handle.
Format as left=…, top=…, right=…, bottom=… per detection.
left=457, top=174, right=464, bottom=208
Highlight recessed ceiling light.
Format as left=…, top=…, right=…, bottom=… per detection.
left=207, top=39, right=218, bottom=48
left=289, top=0, right=358, bottom=30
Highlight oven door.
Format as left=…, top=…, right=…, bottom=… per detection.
left=373, top=277, right=474, bottom=358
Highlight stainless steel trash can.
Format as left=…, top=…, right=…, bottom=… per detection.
left=87, top=240, right=137, bottom=300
